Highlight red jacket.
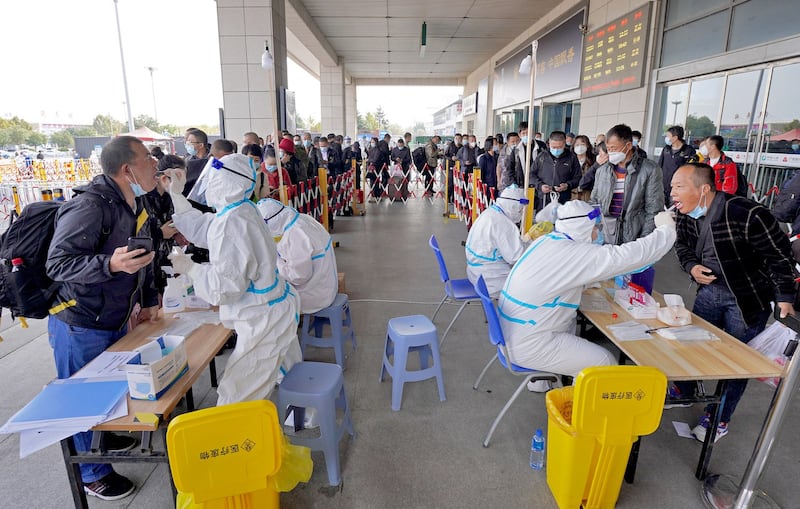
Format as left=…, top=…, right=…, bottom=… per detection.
left=711, top=152, right=738, bottom=194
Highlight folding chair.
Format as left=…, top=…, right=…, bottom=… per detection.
left=428, top=235, right=480, bottom=346
left=472, top=275, right=559, bottom=447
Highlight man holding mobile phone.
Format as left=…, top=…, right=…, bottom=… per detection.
left=45, top=136, right=160, bottom=501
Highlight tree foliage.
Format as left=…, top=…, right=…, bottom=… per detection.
left=50, top=130, right=75, bottom=149
left=93, top=114, right=127, bottom=136
left=685, top=114, right=717, bottom=138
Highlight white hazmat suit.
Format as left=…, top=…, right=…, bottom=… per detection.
left=257, top=199, right=339, bottom=314
left=168, top=154, right=302, bottom=405
left=498, top=200, right=677, bottom=377
left=465, top=185, right=528, bottom=298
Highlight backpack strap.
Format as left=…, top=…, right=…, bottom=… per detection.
left=80, top=192, right=114, bottom=247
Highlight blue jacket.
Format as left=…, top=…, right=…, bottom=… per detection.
left=46, top=175, right=158, bottom=331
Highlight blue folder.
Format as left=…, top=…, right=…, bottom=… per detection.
left=11, top=380, right=129, bottom=424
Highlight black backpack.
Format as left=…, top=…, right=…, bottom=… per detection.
left=0, top=195, right=110, bottom=320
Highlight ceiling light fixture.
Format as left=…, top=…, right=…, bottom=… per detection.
left=420, top=21, right=427, bottom=58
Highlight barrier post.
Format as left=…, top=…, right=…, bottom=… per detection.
left=318, top=167, right=330, bottom=232
left=352, top=159, right=364, bottom=215
left=471, top=169, right=481, bottom=225
left=442, top=160, right=450, bottom=217
left=523, top=187, right=535, bottom=233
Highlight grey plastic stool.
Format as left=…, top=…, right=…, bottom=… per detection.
left=278, top=361, right=355, bottom=486
left=379, top=315, right=446, bottom=411
left=300, top=293, right=357, bottom=368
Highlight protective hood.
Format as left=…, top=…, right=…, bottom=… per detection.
left=257, top=198, right=296, bottom=237
left=555, top=200, right=596, bottom=243
left=496, top=185, right=526, bottom=224
left=205, top=153, right=257, bottom=211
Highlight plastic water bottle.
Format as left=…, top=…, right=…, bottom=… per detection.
left=530, top=429, right=545, bottom=470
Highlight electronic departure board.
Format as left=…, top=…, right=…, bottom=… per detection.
left=580, top=2, right=652, bottom=99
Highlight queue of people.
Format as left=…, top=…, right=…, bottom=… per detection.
left=35, top=119, right=800, bottom=503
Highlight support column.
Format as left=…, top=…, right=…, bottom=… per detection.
left=217, top=0, right=288, bottom=141
left=345, top=80, right=357, bottom=138
left=321, top=60, right=346, bottom=135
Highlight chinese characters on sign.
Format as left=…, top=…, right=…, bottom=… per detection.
left=534, top=10, right=585, bottom=98
left=581, top=2, right=652, bottom=98
left=601, top=389, right=646, bottom=401
left=198, top=440, right=252, bottom=460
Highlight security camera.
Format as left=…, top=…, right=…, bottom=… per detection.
left=578, top=24, right=588, bottom=34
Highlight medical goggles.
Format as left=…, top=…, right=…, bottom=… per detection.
left=497, top=196, right=530, bottom=205
left=559, top=208, right=603, bottom=229
left=210, top=158, right=256, bottom=183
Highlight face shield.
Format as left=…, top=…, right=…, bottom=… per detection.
left=555, top=201, right=602, bottom=243
left=187, top=156, right=257, bottom=206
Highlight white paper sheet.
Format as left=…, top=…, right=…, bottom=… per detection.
left=16, top=396, right=128, bottom=458
left=580, top=293, right=612, bottom=313
left=658, top=326, right=719, bottom=341
left=607, top=320, right=653, bottom=341
left=672, top=421, right=695, bottom=439
left=77, top=351, right=137, bottom=380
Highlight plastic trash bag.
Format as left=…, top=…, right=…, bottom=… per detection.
left=747, top=321, right=794, bottom=387
left=273, top=434, right=313, bottom=492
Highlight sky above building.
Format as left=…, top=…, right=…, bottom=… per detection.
left=2, top=0, right=461, bottom=131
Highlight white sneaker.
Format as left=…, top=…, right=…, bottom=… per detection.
left=527, top=380, right=553, bottom=393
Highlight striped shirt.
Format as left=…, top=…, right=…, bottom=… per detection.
left=609, top=165, right=627, bottom=217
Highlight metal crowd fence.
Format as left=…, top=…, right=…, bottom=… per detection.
left=0, top=158, right=102, bottom=223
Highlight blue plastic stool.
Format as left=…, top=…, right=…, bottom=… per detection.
left=300, top=293, right=357, bottom=369
left=278, top=361, right=355, bottom=486
left=379, top=315, right=446, bottom=411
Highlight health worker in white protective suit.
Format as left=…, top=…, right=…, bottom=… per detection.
left=165, top=154, right=302, bottom=405
left=499, top=200, right=677, bottom=377
left=257, top=198, right=339, bottom=314
left=465, top=185, right=529, bottom=298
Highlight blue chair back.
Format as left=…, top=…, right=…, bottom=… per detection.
left=428, top=235, right=451, bottom=284
left=475, top=275, right=505, bottom=348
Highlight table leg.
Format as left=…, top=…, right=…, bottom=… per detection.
left=60, top=438, right=89, bottom=509
left=185, top=387, right=195, bottom=412
left=625, top=437, right=641, bottom=484
left=695, top=380, right=728, bottom=480
left=210, top=358, right=218, bottom=388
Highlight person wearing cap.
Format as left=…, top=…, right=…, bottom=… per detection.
left=465, top=185, right=530, bottom=298
left=279, top=137, right=305, bottom=183
left=166, top=153, right=302, bottom=405
left=499, top=200, right=676, bottom=378
left=257, top=199, right=338, bottom=314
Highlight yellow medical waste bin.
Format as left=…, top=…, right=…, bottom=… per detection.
left=545, top=366, right=667, bottom=509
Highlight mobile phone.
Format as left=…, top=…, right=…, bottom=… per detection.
left=127, top=236, right=153, bottom=258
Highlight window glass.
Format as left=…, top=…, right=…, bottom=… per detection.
left=764, top=63, right=800, bottom=153
left=654, top=82, right=689, bottom=157
left=719, top=70, right=767, bottom=152
left=730, top=0, right=800, bottom=51
left=665, top=0, right=729, bottom=29
left=661, top=12, right=728, bottom=67
left=685, top=77, right=724, bottom=144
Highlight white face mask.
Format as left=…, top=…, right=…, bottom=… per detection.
left=574, top=145, right=587, bottom=155
left=608, top=151, right=626, bottom=165
left=664, top=136, right=672, bottom=145
left=469, top=141, right=476, bottom=148
left=699, top=145, right=709, bottom=157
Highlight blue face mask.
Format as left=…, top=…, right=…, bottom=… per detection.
left=266, top=165, right=278, bottom=172
left=793, top=144, right=800, bottom=151
left=521, top=136, right=529, bottom=145
left=303, top=140, right=312, bottom=148
left=185, top=143, right=197, bottom=156
left=550, top=147, right=564, bottom=157
left=687, top=192, right=709, bottom=219
left=127, top=175, right=147, bottom=197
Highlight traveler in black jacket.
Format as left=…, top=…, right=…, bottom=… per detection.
left=530, top=130, right=582, bottom=209
left=46, top=136, right=161, bottom=500
left=659, top=125, right=695, bottom=203
left=671, top=162, right=795, bottom=442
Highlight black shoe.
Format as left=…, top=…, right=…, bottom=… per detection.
left=103, top=433, right=138, bottom=452
left=84, top=471, right=135, bottom=501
